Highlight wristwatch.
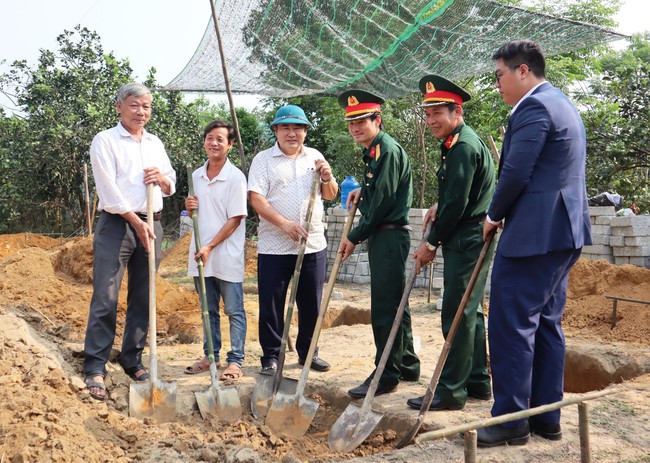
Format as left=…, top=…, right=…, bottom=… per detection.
left=425, top=242, right=437, bottom=252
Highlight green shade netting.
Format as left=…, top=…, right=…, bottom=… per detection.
left=165, top=0, right=625, bottom=98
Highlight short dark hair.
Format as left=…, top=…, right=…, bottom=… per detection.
left=369, top=113, right=384, bottom=131
left=203, top=120, right=235, bottom=142
left=492, top=40, right=546, bottom=79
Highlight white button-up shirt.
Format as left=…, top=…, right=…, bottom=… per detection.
left=187, top=159, right=247, bottom=282
left=90, top=122, right=176, bottom=215
left=248, top=143, right=327, bottom=255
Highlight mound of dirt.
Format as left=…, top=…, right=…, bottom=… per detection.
left=0, top=232, right=63, bottom=260
left=565, top=259, right=650, bottom=344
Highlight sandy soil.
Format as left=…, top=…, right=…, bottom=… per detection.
left=0, top=232, right=649, bottom=462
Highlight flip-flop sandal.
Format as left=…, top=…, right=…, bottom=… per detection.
left=184, top=358, right=221, bottom=375
left=85, top=377, right=107, bottom=401
left=219, top=363, right=243, bottom=381
left=124, top=366, right=150, bottom=382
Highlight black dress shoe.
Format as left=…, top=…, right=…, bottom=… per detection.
left=529, top=419, right=562, bottom=440
left=399, top=370, right=420, bottom=382
left=260, top=359, right=278, bottom=376
left=467, top=389, right=492, bottom=400
left=406, top=395, right=463, bottom=411
left=298, top=355, right=331, bottom=372
left=348, top=376, right=397, bottom=399
left=476, top=423, right=530, bottom=448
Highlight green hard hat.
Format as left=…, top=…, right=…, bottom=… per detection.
left=270, top=105, right=313, bottom=128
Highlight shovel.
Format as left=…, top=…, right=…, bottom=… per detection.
left=187, top=165, right=242, bottom=422
left=129, top=183, right=177, bottom=422
left=328, top=223, right=432, bottom=453
left=251, top=171, right=321, bottom=419
left=266, top=203, right=359, bottom=437
left=397, top=229, right=496, bottom=448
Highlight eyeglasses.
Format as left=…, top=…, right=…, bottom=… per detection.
left=494, top=63, right=526, bottom=84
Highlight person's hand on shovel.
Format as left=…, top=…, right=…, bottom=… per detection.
left=185, top=195, right=213, bottom=266
left=338, top=187, right=362, bottom=262
left=414, top=241, right=436, bottom=275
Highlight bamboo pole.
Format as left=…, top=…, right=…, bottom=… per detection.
left=579, top=402, right=591, bottom=463
left=487, top=135, right=500, bottom=164
left=415, top=387, right=616, bottom=443
left=208, top=0, right=248, bottom=176
left=83, top=163, right=92, bottom=236
left=464, top=430, right=477, bottom=463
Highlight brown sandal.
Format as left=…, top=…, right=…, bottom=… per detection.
left=219, top=363, right=243, bottom=381
left=184, top=357, right=220, bottom=375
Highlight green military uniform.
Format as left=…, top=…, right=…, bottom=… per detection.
left=427, top=122, right=496, bottom=407
left=347, top=130, right=421, bottom=387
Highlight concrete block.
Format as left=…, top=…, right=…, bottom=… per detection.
left=353, top=275, right=371, bottom=284
left=609, top=235, right=625, bottom=247
left=614, top=256, right=630, bottom=265
left=354, top=262, right=369, bottom=276
left=590, top=224, right=611, bottom=235
left=628, top=257, right=650, bottom=268
left=610, top=226, right=650, bottom=237
left=610, top=215, right=650, bottom=227
left=582, top=244, right=612, bottom=255
left=590, top=234, right=611, bottom=246
left=588, top=206, right=616, bottom=217
left=594, top=216, right=613, bottom=225
left=625, top=236, right=650, bottom=247
left=613, top=246, right=650, bottom=257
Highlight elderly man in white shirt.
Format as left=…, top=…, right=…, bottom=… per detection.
left=248, top=105, right=338, bottom=375
left=83, top=82, right=176, bottom=401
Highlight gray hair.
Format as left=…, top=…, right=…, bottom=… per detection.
left=116, top=82, right=151, bottom=104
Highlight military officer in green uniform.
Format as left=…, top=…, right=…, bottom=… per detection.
left=338, top=90, right=421, bottom=398
left=407, top=75, right=497, bottom=411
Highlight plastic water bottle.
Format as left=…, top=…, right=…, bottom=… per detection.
left=180, top=210, right=193, bottom=237
left=340, top=175, right=360, bottom=209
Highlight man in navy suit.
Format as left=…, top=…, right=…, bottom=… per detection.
left=478, top=40, right=592, bottom=447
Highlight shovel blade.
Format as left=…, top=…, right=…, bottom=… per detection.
left=195, top=384, right=241, bottom=423
left=129, top=380, right=177, bottom=422
left=251, top=374, right=274, bottom=419
left=265, top=378, right=319, bottom=437
left=327, top=402, right=383, bottom=453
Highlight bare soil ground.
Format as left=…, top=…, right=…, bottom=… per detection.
left=0, top=232, right=649, bottom=463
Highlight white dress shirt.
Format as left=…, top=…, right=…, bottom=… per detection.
left=90, top=122, right=176, bottom=215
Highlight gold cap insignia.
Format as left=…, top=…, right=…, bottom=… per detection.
left=348, top=95, right=360, bottom=106
left=426, top=82, right=436, bottom=93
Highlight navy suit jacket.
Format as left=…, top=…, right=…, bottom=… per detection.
left=488, top=82, right=592, bottom=257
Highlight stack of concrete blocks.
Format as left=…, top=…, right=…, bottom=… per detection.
left=610, top=215, right=650, bottom=268
left=582, top=206, right=616, bottom=263
left=581, top=207, right=650, bottom=269
left=324, top=207, right=445, bottom=288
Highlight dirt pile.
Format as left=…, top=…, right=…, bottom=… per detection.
left=0, top=232, right=649, bottom=463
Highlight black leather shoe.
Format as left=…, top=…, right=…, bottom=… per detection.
left=530, top=419, right=562, bottom=440
left=476, top=423, right=530, bottom=448
left=298, top=355, right=331, bottom=372
left=406, top=395, right=463, bottom=411
left=399, top=370, right=420, bottom=382
left=260, top=359, right=278, bottom=376
left=348, top=376, right=397, bottom=399
left=468, top=389, right=492, bottom=400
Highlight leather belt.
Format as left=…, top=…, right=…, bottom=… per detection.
left=376, top=223, right=412, bottom=232
left=460, top=214, right=486, bottom=225
left=136, top=211, right=162, bottom=221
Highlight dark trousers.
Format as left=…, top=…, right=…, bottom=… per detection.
left=437, top=222, right=495, bottom=406
left=488, top=247, right=582, bottom=428
left=257, top=249, right=326, bottom=364
left=368, top=229, right=420, bottom=386
left=83, top=212, right=162, bottom=377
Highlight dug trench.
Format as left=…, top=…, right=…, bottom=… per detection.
left=0, top=233, right=649, bottom=462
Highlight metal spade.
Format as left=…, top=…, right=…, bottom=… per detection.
left=328, top=223, right=432, bottom=452
left=251, top=171, right=320, bottom=419
left=129, top=183, right=177, bottom=422
left=187, top=165, right=242, bottom=422
left=265, top=203, right=358, bottom=437
left=397, top=229, right=496, bottom=448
